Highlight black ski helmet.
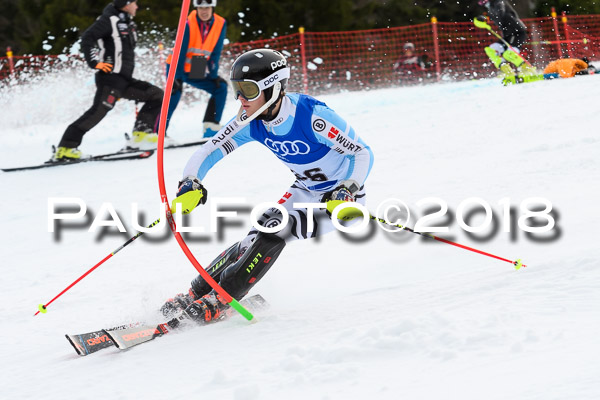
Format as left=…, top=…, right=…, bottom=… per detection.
left=114, top=0, right=135, bottom=9
left=230, top=49, right=290, bottom=122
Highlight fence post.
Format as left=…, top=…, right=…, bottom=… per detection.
left=561, top=11, right=573, bottom=58
left=551, top=7, right=562, bottom=58
left=299, top=27, right=308, bottom=94
left=431, top=17, right=441, bottom=81
left=6, top=46, right=14, bottom=76
left=158, top=40, right=166, bottom=79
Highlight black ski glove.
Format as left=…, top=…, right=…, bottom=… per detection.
left=321, top=180, right=360, bottom=203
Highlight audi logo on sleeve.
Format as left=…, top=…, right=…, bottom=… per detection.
left=264, top=138, right=310, bottom=156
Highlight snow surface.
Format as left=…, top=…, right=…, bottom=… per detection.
left=1, top=73, right=599, bottom=400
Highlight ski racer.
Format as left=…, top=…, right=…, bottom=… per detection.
left=477, top=0, right=536, bottom=80
left=53, top=0, right=164, bottom=161
left=160, top=48, right=374, bottom=323
left=163, top=0, right=227, bottom=139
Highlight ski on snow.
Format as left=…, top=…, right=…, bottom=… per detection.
left=502, top=71, right=597, bottom=85
left=65, top=323, right=144, bottom=356
left=123, top=132, right=210, bottom=150
left=65, top=294, right=268, bottom=356
left=1, top=137, right=210, bottom=173
left=1, top=148, right=155, bottom=172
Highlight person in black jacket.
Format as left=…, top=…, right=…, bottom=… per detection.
left=478, top=0, right=535, bottom=79
left=54, top=0, right=164, bottom=161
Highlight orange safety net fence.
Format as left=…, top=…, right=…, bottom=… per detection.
left=2, top=13, right=600, bottom=94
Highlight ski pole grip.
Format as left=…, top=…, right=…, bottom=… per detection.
left=229, top=299, right=254, bottom=321
left=473, top=17, right=491, bottom=30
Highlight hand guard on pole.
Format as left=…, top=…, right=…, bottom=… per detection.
left=322, top=179, right=362, bottom=221
left=171, top=176, right=207, bottom=214
left=475, top=15, right=488, bottom=26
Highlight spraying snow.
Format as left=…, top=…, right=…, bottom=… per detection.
left=1, top=72, right=599, bottom=399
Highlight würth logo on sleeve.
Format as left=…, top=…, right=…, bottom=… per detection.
left=328, top=127, right=339, bottom=139
left=330, top=129, right=363, bottom=153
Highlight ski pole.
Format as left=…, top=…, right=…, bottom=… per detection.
left=527, top=38, right=589, bottom=45
left=473, top=17, right=534, bottom=67
left=369, top=214, right=526, bottom=270
left=326, top=200, right=525, bottom=269
left=35, top=218, right=162, bottom=316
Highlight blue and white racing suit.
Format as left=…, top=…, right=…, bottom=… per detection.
left=183, top=93, right=374, bottom=246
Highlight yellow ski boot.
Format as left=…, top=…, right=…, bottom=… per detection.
left=128, top=130, right=158, bottom=150
left=53, top=146, right=87, bottom=161
left=499, top=63, right=516, bottom=85
left=485, top=46, right=504, bottom=68
left=517, top=63, right=544, bottom=83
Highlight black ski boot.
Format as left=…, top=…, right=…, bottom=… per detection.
left=183, top=292, right=229, bottom=324
left=159, top=289, right=196, bottom=318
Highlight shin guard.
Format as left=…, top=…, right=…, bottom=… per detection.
left=219, top=233, right=286, bottom=299
left=190, top=241, right=242, bottom=298
left=485, top=46, right=504, bottom=69
left=502, top=49, right=524, bottom=67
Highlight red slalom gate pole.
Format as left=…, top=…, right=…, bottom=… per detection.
left=155, top=0, right=253, bottom=320
left=370, top=215, right=526, bottom=269
left=35, top=219, right=162, bottom=315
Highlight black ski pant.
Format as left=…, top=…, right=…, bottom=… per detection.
left=59, top=72, right=163, bottom=148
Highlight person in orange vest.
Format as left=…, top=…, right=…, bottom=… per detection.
left=164, top=0, right=227, bottom=140
left=544, top=57, right=596, bottom=78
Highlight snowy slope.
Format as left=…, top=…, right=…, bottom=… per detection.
left=1, top=73, right=599, bottom=400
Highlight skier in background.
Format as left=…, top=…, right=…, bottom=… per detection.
left=393, top=42, right=431, bottom=75
left=477, top=0, right=536, bottom=80
left=160, top=48, right=374, bottom=324
left=163, top=0, right=227, bottom=140
left=54, top=0, right=163, bottom=161
left=544, top=57, right=596, bottom=78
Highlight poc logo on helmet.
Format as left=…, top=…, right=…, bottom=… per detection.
left=271, top=59, right=286, bottom=70
left=264, top=74, right=279, bottom=86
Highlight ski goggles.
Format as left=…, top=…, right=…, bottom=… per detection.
left=231, top=68, right=290, bottom=101
left=193, top=0, right=216, bottom=7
